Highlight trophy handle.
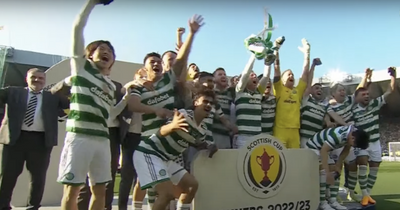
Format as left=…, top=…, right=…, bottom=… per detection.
left=270, top=156, right=275, bottom=165
left=256, top=156, right=262, bottom=166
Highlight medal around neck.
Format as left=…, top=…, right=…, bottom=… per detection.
left=99, top=0, right=113, bottom=5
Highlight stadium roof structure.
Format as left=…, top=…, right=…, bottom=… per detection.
left=312, top=67, right=400, bottom=87
left=1, top=47, right=143, bottom=87
left=1, top=47, right=67, bottom=87
left=313, top=68, right=400, bottom=117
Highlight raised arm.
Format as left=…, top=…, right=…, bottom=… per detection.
left=172, top=15, right=204, bottom=78
left=303, top=58, right=321, bottom=96
left=175, top=27, right=185, bottom=52
left=258, top=55, right=274, bottom=93
left=70, top=0, right=97, bottom=74
left=383, top=67, right=397, bottom=101
left=273, top=37, right=283, bottom=84
left=273, top=37, right=284, bottom=95
left=357, top=68, right=372, bottom=90
left=298, top=38, right=310, bottom=83
left=236, top=54, right=256, bottom=92
left=178, top=60, right=188, bottom=83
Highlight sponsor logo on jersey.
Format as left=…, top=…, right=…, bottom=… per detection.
left=249, top=99, right=261, bottom=104
left=218, top=98, right=230, bottom=105
left=283, top=99, right=297, bottom=104
left=356, top=114, right=374, bottom=123
left=90, top=87, right=114, bottom=105
left=262, top=108, right=275, bottom=114
left=237, top=134, right=287, bottom=198
left=309, top=108, right=325, bottom=117
left=147, top=93, right=170, bottom=105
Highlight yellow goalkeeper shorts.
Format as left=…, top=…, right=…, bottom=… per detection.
left=273, top=127, right=300, bottom=149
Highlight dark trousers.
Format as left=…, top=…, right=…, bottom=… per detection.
left=118, top=133, right=141, bottom=210
left=77, top=127, right=121, bottom=210
left=0, top=131, right=52, bottom=210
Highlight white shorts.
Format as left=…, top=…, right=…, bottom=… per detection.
left=354, top=141, right=382, bottom=162
left=300, top=137, right=309, bottom=148
left=57, top=132, right=112, bottom=186
left=308, top=149, right=335, bottom=165
left=330, top=147, right=356, bottom=164
left=234, top=135, right=251, bottom=149
left=134, top=151, right=187, bottom=190
left=212, top=133, right=231, bottom=149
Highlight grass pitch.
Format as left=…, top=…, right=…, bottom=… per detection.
left=341, top=161, right=400, bottom=210
left=113, top=162, right=400, bottom=209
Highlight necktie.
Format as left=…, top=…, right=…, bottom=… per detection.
left=24, top=93, right=39, bottom=127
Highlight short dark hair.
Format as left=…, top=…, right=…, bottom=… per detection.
left=257, top=74, right=263, bottom=80
left=353, top=129, right=370, bottom=150
left=85, top=40, right=116, bottom=59
left=213, top=67, right=225, bottom=75
left=354, top=87, right=368, bottom=96
left=143, top=52, right=161, bottom=64
left=161, top=50, right=177, bottom=59
left=312, top=83, right=322, bottom=87
left=198, top=71, right=213, bottom=79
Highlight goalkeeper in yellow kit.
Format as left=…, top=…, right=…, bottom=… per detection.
left=273, top=37, right=311, bottom=148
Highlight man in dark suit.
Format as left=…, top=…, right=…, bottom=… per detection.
left=0, top=68, right=69, bottom=210
left=52, top=78, right=131, bottom=210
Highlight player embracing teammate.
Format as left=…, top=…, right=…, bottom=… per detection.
left=127, top=14, right=205, bottom=210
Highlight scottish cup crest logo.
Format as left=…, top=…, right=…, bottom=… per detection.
left=237, top=134, right=287, bottom=199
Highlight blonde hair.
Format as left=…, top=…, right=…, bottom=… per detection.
left=330, top=83, right=345, bottom=96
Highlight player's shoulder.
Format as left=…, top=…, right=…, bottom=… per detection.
left=130, top=84, right=145, bottom=93
left=178, top=108, right=190, bottom=116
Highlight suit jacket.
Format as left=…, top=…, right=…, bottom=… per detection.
left=51, top=79, right=131, bottom=142
left=0, top=87, right=69, bottom=147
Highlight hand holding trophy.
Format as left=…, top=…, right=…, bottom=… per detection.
left=244, top=8, right=277, bottom=60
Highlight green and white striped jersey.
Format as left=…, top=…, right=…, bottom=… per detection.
left=327, top=95, right=355, bottom=123
left=67, top=60, right=116, bottom=139
left=137, top=109, right=207, bottom=161
left=352, top=96, right=385, bottom=142
left=213, top=87, right=234, bottom=136
left=261, top=95, right=276, bottom=134
left=131, top=71, right=176, bottom=139
left=300, top=96, right=329, bottom=139
left=203, top=106, right=224, bottom=143
left=235, top=89, right=262, bottom=136
left=306, top=125, right=353, bottom=150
